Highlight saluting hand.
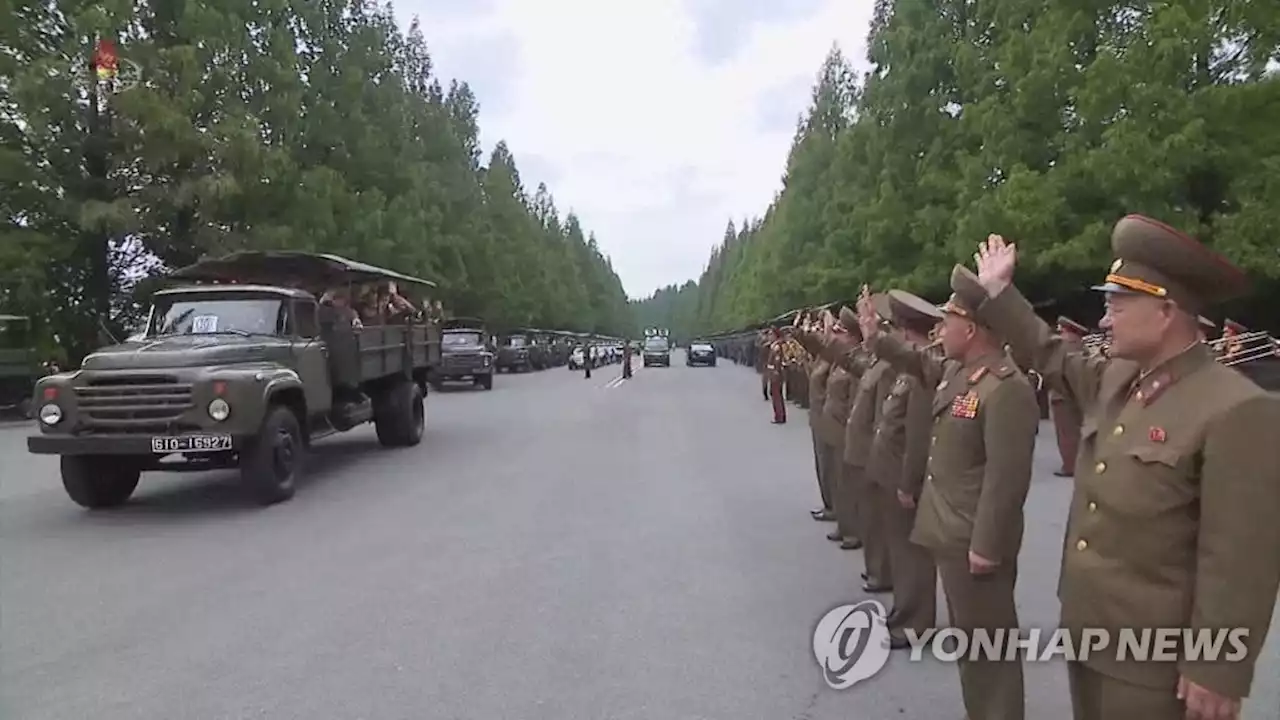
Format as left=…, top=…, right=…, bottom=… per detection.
left=856, top=284, right=878, bottom=341
left=1178, top=676, right=1241, bottom=720
left=975, top=234, right=1017, bottom=297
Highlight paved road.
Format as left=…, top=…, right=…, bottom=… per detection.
left=2, top=353, right=1277, bottom=719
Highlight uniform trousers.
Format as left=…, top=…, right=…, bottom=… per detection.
left=855, top=473, right=892, bottom=585
left=885, top=498, right=936, bottom=636
left=811, top=429, right=834, bottom=511
left=832, top=454, right=860, bottom=542
left=1066, top=661, right=1184, bottom=720
left=936, top=554, right=1025, bottom=720
left=769, top=375, right=786, bottom=422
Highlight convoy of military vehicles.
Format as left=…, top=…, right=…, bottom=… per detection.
left=20, top=251, right=632, bottom=510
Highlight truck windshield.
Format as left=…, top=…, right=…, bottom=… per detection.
left=645, top=338, right=669, bottom=351
left=506, top=336, right=527, bottom=347
left=443, top=332, right=482, bottom=346
left=150, top=296, right=285, bottom=337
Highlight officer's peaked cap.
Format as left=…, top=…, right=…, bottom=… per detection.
left=1091, top=215, right=1247, bottom=315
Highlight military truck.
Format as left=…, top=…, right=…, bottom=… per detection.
left=434, top=317, right=494, bottom=390
left=0, top=315, right=36, bottom=419
left=642, top=328, right=671, bottom=367
left=27, top=252, right=440, bottom=509
left=496, top=330, right=534, bottom=372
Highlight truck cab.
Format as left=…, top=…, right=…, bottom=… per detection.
left=642, top=333, right=671, bottom=367
left=436, top=317, right=494, bottom=390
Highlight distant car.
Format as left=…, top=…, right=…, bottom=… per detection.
left=642, top=336, right=670, bottom=367
left=686, top=342, right=716, bottom=367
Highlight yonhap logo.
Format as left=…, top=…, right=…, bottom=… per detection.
left=812, top=600, right=892, bottom=689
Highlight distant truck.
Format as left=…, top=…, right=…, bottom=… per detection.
left=0, top=314, right=37, bottom=419
left=435, top=317, right=494, bottom=390
left=642, top=328, right=671, bottom=367
left=27, top=251, right=440, bottom=509
left=495, top=330, right=544, bottom=372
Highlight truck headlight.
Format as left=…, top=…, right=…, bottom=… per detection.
left=208, top=398, right=230, bottom=421
left=39, top=403, right=63, bottom=425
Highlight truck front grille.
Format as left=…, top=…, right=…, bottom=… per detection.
left=78, top=376, right=195, bottom=429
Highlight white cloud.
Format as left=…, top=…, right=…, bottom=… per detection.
left=393, top=0, right=876, bottom=298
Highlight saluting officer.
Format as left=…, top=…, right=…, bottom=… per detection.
left=1051, top=316, right=1090, bottom=476
left=859, top=268, right=1039, bottom=720
left=844, top=294, right=901, bottom=593
left=865, top=290, right=943, bottom=647
left=800, top=310, right=837, bottom=521
left=766, top=327, right=787, bottom=424
left=796, top=306, right=865, bottom=549
left=974, top=217, right=1280, bottom=720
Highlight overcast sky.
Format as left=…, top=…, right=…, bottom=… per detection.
left=390, top=0, right=875, bottom=299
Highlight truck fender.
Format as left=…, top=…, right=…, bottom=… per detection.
left=260, top=370, right=306, bottom=415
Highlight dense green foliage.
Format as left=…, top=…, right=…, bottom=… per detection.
left=636, top=2, right=1280, bottom=337
left=2, top=0, right=633, bottom=363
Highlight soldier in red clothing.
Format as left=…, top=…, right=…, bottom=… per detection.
left=1050, top=316, right=1089, bottom=476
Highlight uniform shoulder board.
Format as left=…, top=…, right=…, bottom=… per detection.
left=991, top=364, right=1015, bottom=379
left=967, top=366, right=989, bottom=384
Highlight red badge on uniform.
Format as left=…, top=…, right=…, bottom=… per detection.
left=1149, top=427, right=1166, bottom=443
left=951, top=391, right=979, bottom=419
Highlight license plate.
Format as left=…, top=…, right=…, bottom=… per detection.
left=151, top=435, right=233, bottom=454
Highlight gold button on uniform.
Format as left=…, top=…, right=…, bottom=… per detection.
left=1095, top=461, right=1106, bottom=474
left=1112, top=425, right=1124, bottom=436
left=939, top=381, right=948, bottom=389
left=1077, top=539, right=1088, bottom=551
left=1088, top=502, right=1097, bottom=512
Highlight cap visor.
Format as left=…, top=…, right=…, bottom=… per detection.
left=1091, top=282, right=1143, bottom=295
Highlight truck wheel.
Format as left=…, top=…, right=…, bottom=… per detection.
left=61, top=456, right=140, bottom=509
left=240, top=405, right=303, bottom=505
left=375, top=379, right=424, bottom=447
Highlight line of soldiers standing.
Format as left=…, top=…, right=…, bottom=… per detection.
left=770, top=214, right=1280, bottom=720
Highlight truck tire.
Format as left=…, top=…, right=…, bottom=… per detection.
left=61, top=456, right=140, bottom=509
left=375, top=378, right=424, bottom=447
left=240, top=405, right=303, bottom=505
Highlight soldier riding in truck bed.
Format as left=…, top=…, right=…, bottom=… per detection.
left=27, top=251, right=441, bottom=510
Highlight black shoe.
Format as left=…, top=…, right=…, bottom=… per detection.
left=826, top=531, right=843, bottom=542
left=889, top=635, right=911, bottom=650
left=841, top=538, right=863, bottom=550
left=811, top=510, right=836, bottom=522
left=862, top=582, right=893, bottom=593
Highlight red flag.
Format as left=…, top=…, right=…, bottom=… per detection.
left=92, top=39, right=119, bottom=78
